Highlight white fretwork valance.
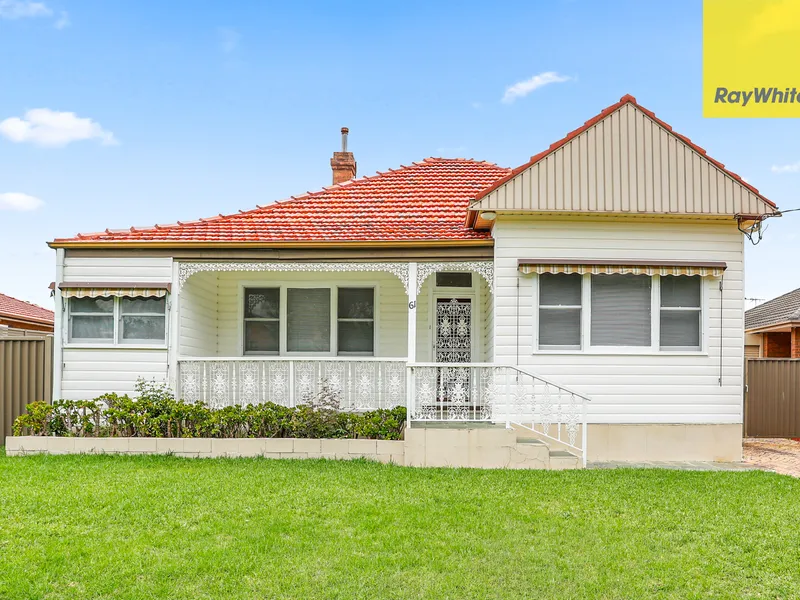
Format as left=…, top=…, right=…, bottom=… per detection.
left=179, top=262, right=411, bottom=294
left=518, top=260, right=726, bottom=278
left=178, top=260, right=495, bottom=296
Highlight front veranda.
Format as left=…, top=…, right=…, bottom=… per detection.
left=173, top=260, right=588, bottom=459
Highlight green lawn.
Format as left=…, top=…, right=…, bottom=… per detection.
left=1, top=451, right=799, bottom=599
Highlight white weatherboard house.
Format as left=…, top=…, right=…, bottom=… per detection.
left=48, top=96, right=778, bottom=466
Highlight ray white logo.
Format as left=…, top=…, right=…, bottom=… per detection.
left=714, top=87, right=800, bottom=106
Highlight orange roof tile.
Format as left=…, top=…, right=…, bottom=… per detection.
left=52, top=158, right=511, bottom=245
left=0, top=293, right=54, bottom=325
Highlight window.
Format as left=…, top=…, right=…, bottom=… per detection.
left=591, top=274, right=651, bottom=346
left=242, top=285, right=378, bottom=355
left=338, top=288, right=375, bottom=355
left=244, top=288, right=279, bottom=354
left=68, top=296, right=166, bottom=345
left=287, top=288, right=331, bottom=353
left=435, top=272, right=472, bottom=288
left=119, top=298, right=166, bottom=344
left=536, top=272, right=706, bottom=353
left=660, top=276, right=701, bottom=350
left=538, top=274, right=582, bottom=349
left=69, top=297, right=114, bottom=342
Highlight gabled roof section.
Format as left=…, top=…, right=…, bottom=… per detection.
left=51, top=158, right=511, bottom=247
left=0, top=293, right=54, bottom=325
left=469, top=95, right=778, bottom=220
left=745, top=288, right=800, bottom=331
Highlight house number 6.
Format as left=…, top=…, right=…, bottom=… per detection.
left=408, top=301, right=416, bottom=310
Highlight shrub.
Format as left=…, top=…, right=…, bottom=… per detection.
left=12, top=379, right=407, bottom=440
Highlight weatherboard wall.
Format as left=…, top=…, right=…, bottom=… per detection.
left=491, top=215, right=745, bottom=424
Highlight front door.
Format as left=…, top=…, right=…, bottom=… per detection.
left=434, top=297, right=472, bottom=363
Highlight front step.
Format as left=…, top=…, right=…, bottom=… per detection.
left=404, top=424, right=582, bottom=469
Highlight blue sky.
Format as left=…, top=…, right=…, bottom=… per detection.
left=1, top=0, right=799, bottom=309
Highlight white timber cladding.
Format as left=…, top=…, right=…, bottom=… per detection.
left=472, top=103, right=773, bottom=216
left=59, top=255, right=173, bottom=399
left=62, top=256, right=173, bottom=283
left=60, top=348, right=169, bottom=399
left=492, top=216, right=745, bottom=424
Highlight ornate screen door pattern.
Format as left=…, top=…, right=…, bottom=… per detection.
left=435, top=298, right=472, bottom=363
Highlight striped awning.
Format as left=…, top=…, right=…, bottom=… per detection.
left=517, top=259, right=726, bottom=278
left=58, top=282, right=171, bottom=299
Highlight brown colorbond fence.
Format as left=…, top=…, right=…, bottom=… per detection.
left=0, top=336, right=53, bottom=439
left=745, top=359, right=800, bottom=438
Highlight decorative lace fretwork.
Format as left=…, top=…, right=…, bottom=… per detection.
left=179, top=262, right=411, bottom=294
left=177, top=359, right=406, bottom=410
left=435, top=298, right=472, bottom=363
left=417, top=261, right=494, bottom=294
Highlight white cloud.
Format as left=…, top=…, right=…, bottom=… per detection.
left=54, top=10, right=69, bottom=29
left=502, top=71, right=572, bottom=104
left=218, top=27, right=241, bottom=54
left=0, top=192, right=44, bottom=211
left=771, top=161, right=800, bottom=174
left=0, top=0, right=52, bottom=19
left=0, top=109, right=118, bottom=147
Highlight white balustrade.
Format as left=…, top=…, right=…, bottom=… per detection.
left=408, top=363, right=591, bottom=464
left=177, top=358, right=407, bottom=411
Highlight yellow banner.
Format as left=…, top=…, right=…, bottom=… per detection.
left=704, top=0, right=800, bottom=117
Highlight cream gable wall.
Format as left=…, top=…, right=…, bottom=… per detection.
left=492, top=215, right=745, bottom=424
left=472, top=103, right=774, bottom=217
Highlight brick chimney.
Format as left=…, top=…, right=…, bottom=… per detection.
left=330, top=127, right=356, bottom=185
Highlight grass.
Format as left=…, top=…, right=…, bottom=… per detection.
left=1, top=450, right=799, bottom=599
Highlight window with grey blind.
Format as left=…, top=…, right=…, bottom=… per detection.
left=337, top=288, right=375, bottom=355
left=244, top=288, right=280, bottom=353
left=660, top=275, right=701, bottom=350
left=287, top=288, right=331, bottom=352
left=590, top=274, right=651, bottom=346
left=538, top=273, right=582, bottom=349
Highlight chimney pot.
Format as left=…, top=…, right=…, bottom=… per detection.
left=331, top=126, right=356, bottom=185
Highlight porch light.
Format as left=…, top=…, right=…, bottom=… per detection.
left=481, top=211, right=497, bottom=221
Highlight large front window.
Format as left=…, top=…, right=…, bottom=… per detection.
left=243, top=286, right=375, bottom=356
left=537, top=274, right=703, bottom=352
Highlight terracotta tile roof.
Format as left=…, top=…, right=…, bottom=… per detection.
left=52, top=158, right=511, bottom=245
left=473, top=94, right=778, bottom=210
left=745, top=288, right=800, bottom=331
left=0, top=293, right=54, bottom=325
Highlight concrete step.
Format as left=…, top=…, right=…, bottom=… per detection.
left=548, top=450, right=581, bottom=470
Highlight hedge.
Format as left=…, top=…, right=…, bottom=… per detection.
left=13, top=380, right=406, bottom=441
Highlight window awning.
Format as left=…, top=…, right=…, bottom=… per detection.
left=517, top=259, right=726, bottom=278
left=58, top=282, right=171, bottom=298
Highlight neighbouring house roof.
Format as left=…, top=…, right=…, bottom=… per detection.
left=468, top=95, right=778, bottom=220
left=50, top=158, right=511, bottom=248
left=745, top=288, right=800, bottom=331
left=0, top=293, right=55, bottom=326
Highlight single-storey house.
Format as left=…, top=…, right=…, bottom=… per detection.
left=0, top=293, right=54, bottom=337
left=745, top=288, right=800, bottom=358
left=47, top=95, right=778, bottom=464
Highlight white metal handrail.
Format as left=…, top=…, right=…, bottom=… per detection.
left=408, top=362, right=591, bottom=466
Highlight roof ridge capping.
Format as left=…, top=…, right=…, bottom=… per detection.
left=472, top=94, right=777, bottom=210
